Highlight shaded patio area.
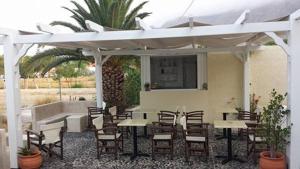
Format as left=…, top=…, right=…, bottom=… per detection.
left=41, top=127, right=258, bottom=169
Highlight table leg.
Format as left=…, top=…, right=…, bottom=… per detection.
left=227, top=128, right=232, bottom=160
left=215, top=113, right=228, bottom=140
left=132, top=126, right=138, bottom=160
left=217, top=128, right=245, bottom=164
left=122, top=126, right=149, bottom=161
left=223, top=113, right=227, bottom=137
left=143, top=113, right=147, bottom=137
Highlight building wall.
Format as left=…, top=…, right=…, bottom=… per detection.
left=140, top=46, right=288, bottom=123
left=250, top=46, right=288, bottom=107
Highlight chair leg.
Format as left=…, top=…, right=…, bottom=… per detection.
left=252, top=142, right=256, bottom=161
left=60, top=141, right=64, bottom=160
left=185, top=142, right=189, bottom=162
left=114, top=141, right=118, bottom=160
left=169, top=140, right=173, bottom=160
left=206, top=142, right=209, bottom=157
left=247, top=139, right=249, bottom=156
left=204, top=144, right=208, bottom=161
left=152, top=140, right=155, bottom=160
left=120, top=136, right=124, bottom=152
left=49, top=144, right=53, bottom=157
left=88, top=116, right=91, bottom=129
left=103, top=141, right=108, bottom=152
left=96, top=141, right=100, bottom=159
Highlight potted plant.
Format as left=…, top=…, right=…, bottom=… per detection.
left=18, top=146, right=42, bottom=169
left=250, top=93, right=261, bottom=113
left=259, top=89, right=290, bottom=169
left=144, top=82, right=151, bottom=91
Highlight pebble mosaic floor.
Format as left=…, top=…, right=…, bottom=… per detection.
left=41, top=127, right=258, bottom=169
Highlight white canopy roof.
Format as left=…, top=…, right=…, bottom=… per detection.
left=20, top=0, right=300, bottom=51
left=162, top=0, right=300, bottom=27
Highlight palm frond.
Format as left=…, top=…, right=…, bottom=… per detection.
left=50, top=21, right=83, bottom=32
left=85, top=0, right=102, bottom=24
left=63, top=6, right=87, bottom=29
left=41, top=55, right=94, bottom=76
left=122, top=1, right=150, bottom=29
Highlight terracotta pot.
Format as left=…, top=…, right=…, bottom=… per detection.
left=18, top=150, right=42, bottom=169
left=259, top=151, right=286, bottom=169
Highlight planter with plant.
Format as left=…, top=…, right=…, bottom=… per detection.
left=250, top=93, right=261, bottom=113
left=144, top=82, right=151, bottom=91
left=259, top=89, right=290, bottom=169
left=18, top=146, right=42, bottom=169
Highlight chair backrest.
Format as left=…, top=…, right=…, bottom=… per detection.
left=175, top=106, right=180, bottom=112
left=238, top=110, right=257, bottom=121
left=185, top=111, right=204, bottom=124
left=88, top=107, right=103, bottom=115
left=40, top=121, right=64, bottom=144
left=159, top=111, right=178, bottom=125
left=92, top=115, right=104, bottom=133
left=109, top=106, right=117, bottom=116
left=180, top=116, right=187, bottom=131
left=102, top=102, right=106, bottom=109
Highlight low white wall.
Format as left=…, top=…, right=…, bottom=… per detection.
left=0, top=129, right=9, bottom=169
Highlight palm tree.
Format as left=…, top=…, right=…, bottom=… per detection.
left=25, top=0, right=150, bottom=106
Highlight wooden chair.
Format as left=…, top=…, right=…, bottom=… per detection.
left=158, top=111, right=179, bottom=138
left=87, top=107, right=104, bottom=129
left=92, top=115, right=123, bottom=159
left=26, top=121, right=65, bottom=159
left=247, top=125, right=268, bottom=160
left=238, top=110, right=258, bottom=121
left=151, top=122, right=174, bottom=160
left=238, top=110, right=259, bottom=138
left=109, top=106, right=133, bottom=122
left=108, top=106, right=133, bottom=138
left=180, top=116, right=209, bottom=162
left=184, top=111, right=204, bottom=127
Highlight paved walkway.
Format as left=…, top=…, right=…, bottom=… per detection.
left=41, top=127, right=258, bottom=169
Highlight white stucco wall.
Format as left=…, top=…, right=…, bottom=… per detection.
left=250, top=46, right=288, bottom=106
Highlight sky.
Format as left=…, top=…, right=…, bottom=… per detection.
left=0, top=0, right=279, bottom=31
left=0, top=0, right=286, bottom=55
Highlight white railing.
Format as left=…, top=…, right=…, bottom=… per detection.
left=0, top=129, right=9, bottom=169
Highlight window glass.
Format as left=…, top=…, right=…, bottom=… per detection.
left=150, top=55, right=197, bottom=89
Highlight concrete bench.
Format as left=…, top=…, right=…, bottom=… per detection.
left=32, top=101, right=96, bottom=131
left=66, top=114, right=88, bottom=132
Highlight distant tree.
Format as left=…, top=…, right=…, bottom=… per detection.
left=0, top=56, right=4, bottom=76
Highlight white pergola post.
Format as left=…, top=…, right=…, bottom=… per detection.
left=288, top=10, right=300, bottom=169
left=197, top=52, right=208, bottom=89
left=243, top=52, right=250, bottom=111
left=94, top=54, right=103, bottom=108
left=140, top=56, right=151, bottom=90
left=3, top=33, right=23, bottom=168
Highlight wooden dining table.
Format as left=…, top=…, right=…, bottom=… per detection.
left=214, top=120, right=247, bottom=164
left=117, top=119, right=150, bottom=160
left=215, top=110, right=239, bottom=139
left=126, top=106, right=157, bottom=137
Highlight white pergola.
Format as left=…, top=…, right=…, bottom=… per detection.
left=1, top=8, right=300, bottom=168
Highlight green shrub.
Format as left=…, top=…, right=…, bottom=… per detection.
left=71, top=83, right=84, bottom=88
left=34, top=96, right=57, bottom=105
left=123, top=66, right=141, bottom=106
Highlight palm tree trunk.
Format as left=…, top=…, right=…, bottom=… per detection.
left=102, top=60, right=125, bottom=107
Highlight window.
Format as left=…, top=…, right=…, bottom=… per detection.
left=150, top=55, right=197, bottom=89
